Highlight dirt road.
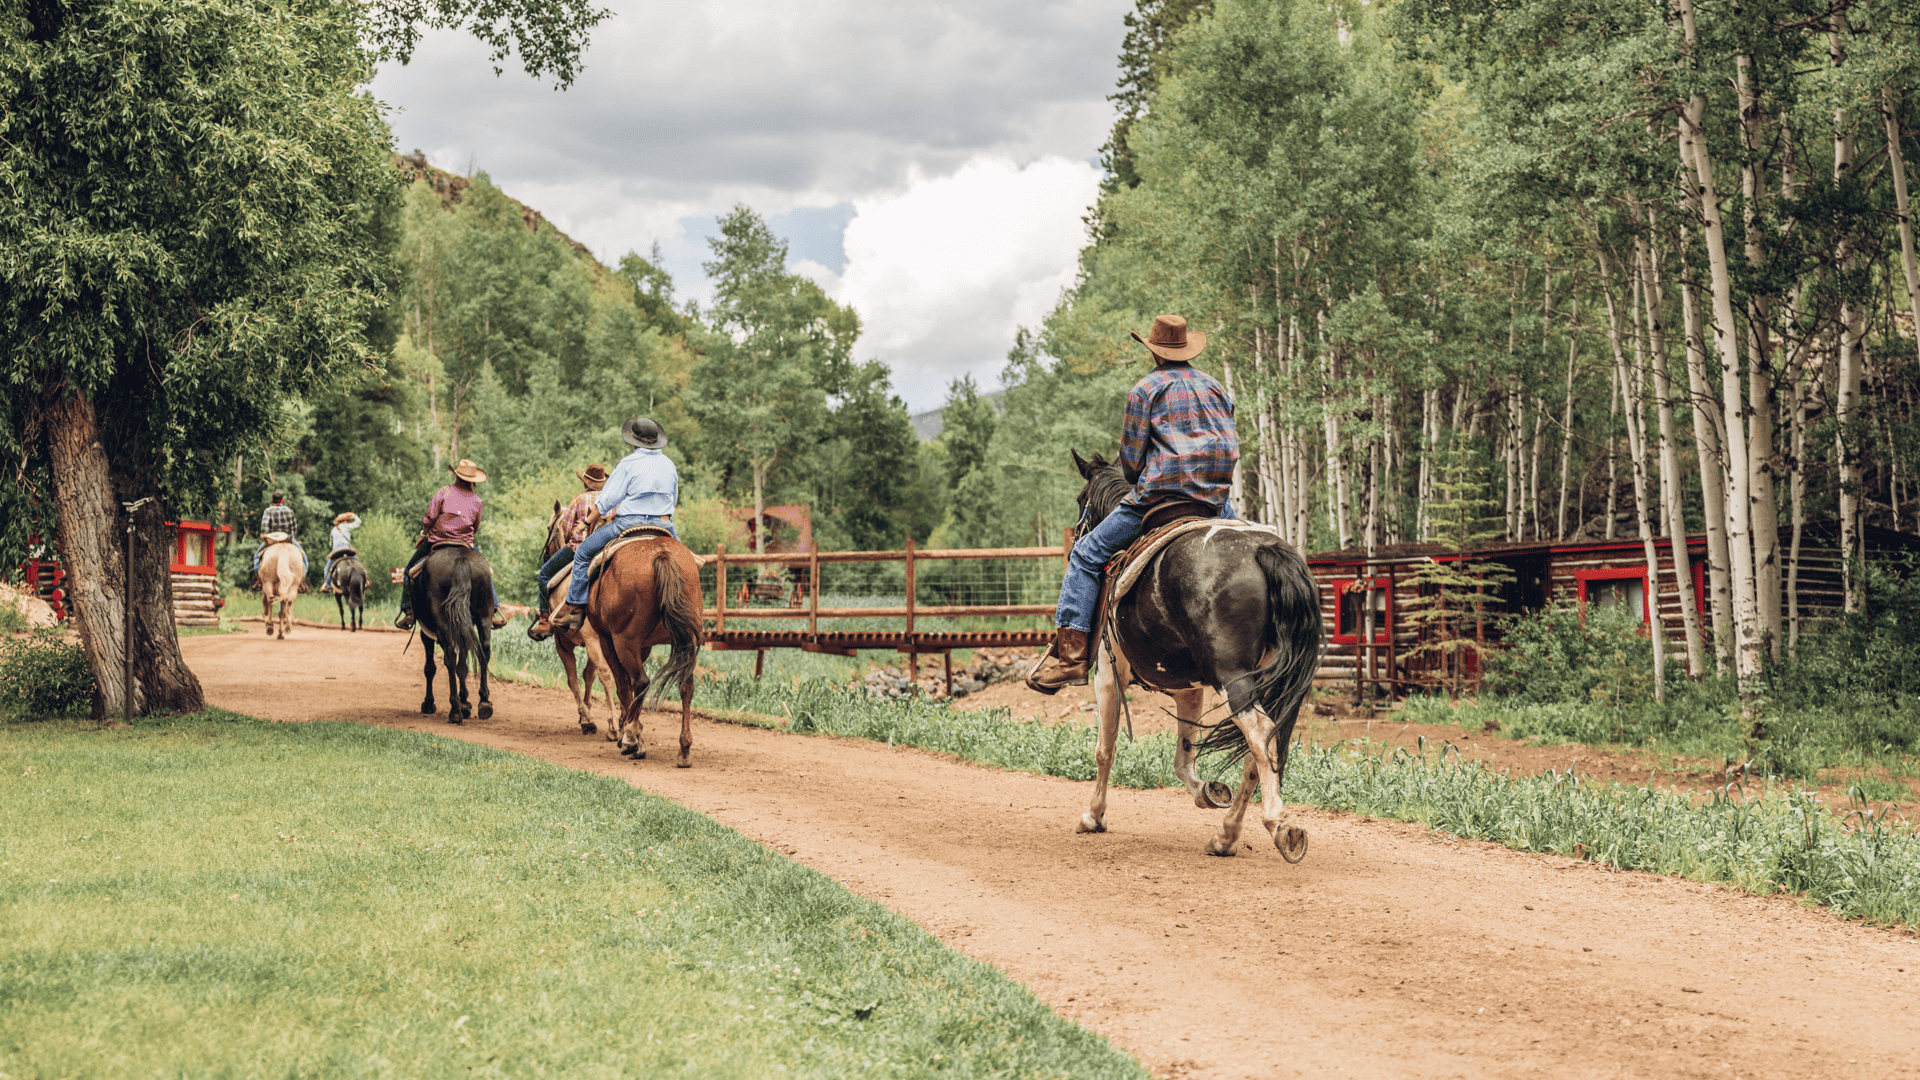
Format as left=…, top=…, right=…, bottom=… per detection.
left=181, top=630, right=1919, bottom=1078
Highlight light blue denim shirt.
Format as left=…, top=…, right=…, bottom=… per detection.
left=595, top=447, right=678, bottom=518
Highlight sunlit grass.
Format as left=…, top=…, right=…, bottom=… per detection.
left=0, top=711, right=1147, bottom=1079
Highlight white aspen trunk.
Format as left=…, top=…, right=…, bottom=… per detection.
left=1674, top=10, right=1765, bottom=696
left=1225, top=356, right=1247, bottom=516
left=1789, top=369, right=1808, bottom=651
left=1639, top=228, right=1705, bottom=676
left=1679, top=208, right=1735, bottom=675
left=1557, top=297, right=1579, bottom=540
left=1883, top=85, right=1920, bottom=369
left=1831, top=23, right=1864, bottom=612
left=1605, top=364, right=1620, bottom=540
left=1598, top=243, right=1668, bottom=698
left=752, top=455, right=768, bottom=557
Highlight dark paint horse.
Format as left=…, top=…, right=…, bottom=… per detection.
left=414, top=545, right=495, bottom=723
left=332, top=553, right=368, bottom=632
left=1070, top=450, right=1324, bottom=860
left=586, top=532, right=703, bottom=765
left=536, top=500, right=616, bottom=734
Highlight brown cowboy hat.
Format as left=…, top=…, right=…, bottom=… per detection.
left=450, top=459, right=488, bottom=483
left=332, top=512, right=359, bottom=526
left=1131, top=314, right=1207, bottom=363
left=576, top=463, right=610, bottom=490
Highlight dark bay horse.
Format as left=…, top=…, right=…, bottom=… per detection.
left=331, top=553, right=368, bottom=631
left=414, top=545, right=494, bottom=723
left=1070, top=450, right=1324, bottom=860
left=586, top=532, right=703, bottom=765
left=533, top=500, right=615, bottom=734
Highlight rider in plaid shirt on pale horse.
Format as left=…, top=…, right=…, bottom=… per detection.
left=251, top=492, right=303, bottom=585
left=1027, top=314, right=1239, bottom=694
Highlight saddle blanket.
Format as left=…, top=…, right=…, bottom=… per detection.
left=544, top=526, right=682, bottom=605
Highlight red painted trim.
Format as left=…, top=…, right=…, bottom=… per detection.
left=1574, top=566, right=1650, bottom=624
left=165, top=520, right=230, bottom=575
left=1330, top=577, right=1392, bottom=643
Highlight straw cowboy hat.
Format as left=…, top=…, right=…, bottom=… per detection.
left=332, top=512, right=359, bottom=526
left=450, top=459, right=488, bottom=483
left=621, top=416, right=668, bottom=449
left=576, top=463, right=610, bottom=490
left=1132, top=314, right=1207, bottom=363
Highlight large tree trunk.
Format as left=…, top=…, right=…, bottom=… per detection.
left=1673, top=14, right=1766, bottom=701
left=45, top=392, right=204, bottom=719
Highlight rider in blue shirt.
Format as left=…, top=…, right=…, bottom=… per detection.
left=548, top=417, right=678, bottom=631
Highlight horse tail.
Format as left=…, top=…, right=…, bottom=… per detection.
left=1235, top=539, right=1325, bottom=765
left=443, top=553, right=478, bottom=665
left=647, top=549, right=703, bottom=707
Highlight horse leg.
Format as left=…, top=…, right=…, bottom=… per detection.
left=447, top=647, right=466, bottom=724
left=558, top=641, right=594, bottom=734
left=621, top=646, right=653, bottom=759
left=1248, top=711, right=1306, bottom=862
left=1079, top=637, right=1126, bottom=834
left=677, top=648, right=695, bottom=769
left=420, top=639, right=437, bottom=715
left=1168, top=687, right=1232, bottom=810
left=337, top=591, right=346, bottom=630
left=581, top=630, right=616, bottom=735
left=475, top=633, right=492, bottom=721
left=1204, top=751, right=1263, bottom=857
left=598, top=637, right=638, bottom=758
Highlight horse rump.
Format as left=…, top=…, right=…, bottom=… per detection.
left=1193, top=537, right=1324, bottom=764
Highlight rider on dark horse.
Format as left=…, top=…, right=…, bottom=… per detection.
left=322, top=511, right=360, bottom=593
left=394, top=459, right=508, bottom=631
left=1027, top=314, right=1239, bottom=694
left=526, top=462, right=608, bottom=639
left=547, top=417, right=678, bottom=632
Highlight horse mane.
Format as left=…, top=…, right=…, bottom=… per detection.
left=1079, top=452, right=1132, bottom=524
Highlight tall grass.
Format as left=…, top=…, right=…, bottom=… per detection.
left=0, top=710, right=1148, bottom=1079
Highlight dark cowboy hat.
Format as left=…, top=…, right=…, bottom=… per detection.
left=576, top=463, right=610, bottom=490
left=621, top=416, right=668, bottom=449
left=450, top=459, right=488, bottom=483
left=1131, top=314, right=1207, bottom=363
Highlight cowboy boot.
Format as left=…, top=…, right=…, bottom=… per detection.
left=528, top=612, right=554, bottom=641
left=1026, top=627, right=1092, bottom=694
left=490, top=607, right=509, bottom=629
left=549, top=600, right=585, bottom=631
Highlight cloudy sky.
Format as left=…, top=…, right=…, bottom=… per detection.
left=371, top=0, right=1132, bottom=411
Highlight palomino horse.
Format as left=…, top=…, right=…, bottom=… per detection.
left=1069, top=451, right=1324, bottom=860
left=331, top=553, right=368, bottom=631
left=258, top=537, right=306, bottom=640
left=530, top=501, right=615, bottom=734
left=585, top=531, right=703, bottom=765
left=413, top=545, right=495, bottom=723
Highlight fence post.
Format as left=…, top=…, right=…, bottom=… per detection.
left=715, top=543, right=726, bottom=634
left=809, top=546, right=820, bottom=637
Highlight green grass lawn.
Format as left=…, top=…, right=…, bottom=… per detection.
left=0, top=711, right=1146, bottom=1079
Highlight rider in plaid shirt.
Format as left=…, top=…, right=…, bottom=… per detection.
left=1028, top=315, right=1239, bottom=694
left=252, top=493, right=304, bottom=579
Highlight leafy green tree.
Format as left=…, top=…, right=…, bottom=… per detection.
left=939, top=375, right=998, bottom=491
left=689, top=206, right=859, bottom=553
left=0, top=0, right=603, bottom=717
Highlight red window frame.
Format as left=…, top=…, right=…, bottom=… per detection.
left=167, top=520, right=229, bottom=575
left=1574, top=567, right=1650, bottom=625
left=1331, top=577, right=1392, bottom=643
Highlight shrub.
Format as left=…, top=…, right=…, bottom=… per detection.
left=0, top=630, right=92, bottom=717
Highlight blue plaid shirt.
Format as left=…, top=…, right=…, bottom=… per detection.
left=1119, top=363, right=1238, bottom=507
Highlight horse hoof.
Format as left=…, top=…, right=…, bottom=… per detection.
left=420, top=703, right=435, bottom=715
left=1204, top=837, right=1238, bottom=857
left=1077, top=814, right=1106, bottom=834
left=448, top=717, right=463, bottom=725
left=1276, top=825, right=1308, bottom=864
left=478, top=703, right=493, bottom=720
left=1200, top=782, right=1234, bottom=809
left=676, top=760, right=691, bottom=769
left=579, top=722, right=596, bottom=735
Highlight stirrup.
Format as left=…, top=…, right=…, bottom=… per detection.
left=394, top=611, right=415, bottom=630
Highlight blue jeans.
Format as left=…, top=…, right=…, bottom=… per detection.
left=566, top=515, right=677, bottom=605
left=1055, top=499, right=1235, bottom=633
left=253, top=538, right=305, bottom=572
left=536, top=546, right=574, bottom=612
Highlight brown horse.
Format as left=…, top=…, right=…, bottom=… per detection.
left=534, top=501, right=615, bottom=735
left=586, top=531, right=703, bottom=765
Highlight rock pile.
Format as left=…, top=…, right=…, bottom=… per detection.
left=859, top=647, right=1037, bottom=701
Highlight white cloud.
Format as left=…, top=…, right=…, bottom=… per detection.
left=812, top=157, right=1102, bottom=408
left=371, top=0, right=1129, bottom=407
